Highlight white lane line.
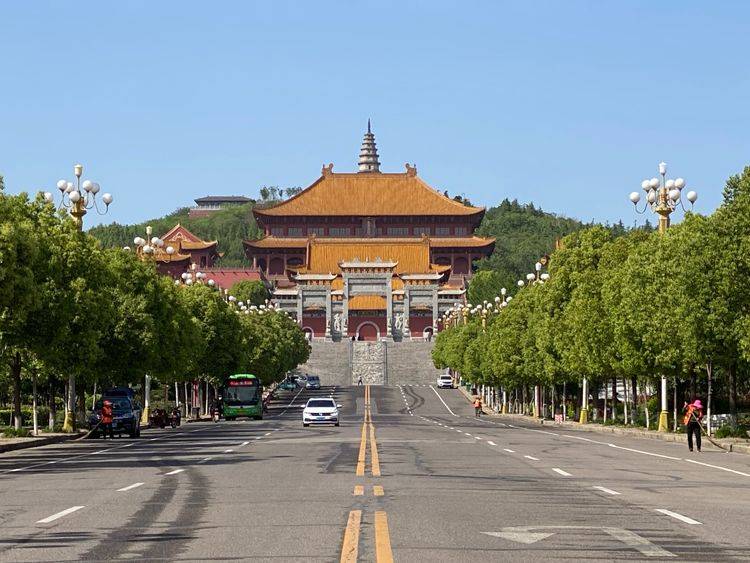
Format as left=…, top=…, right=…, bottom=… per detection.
left=264, top=432, right=272, bottom=436
left=198, top=456, right=214, bottom=463
left=487, top=441, right=497, bottom=446
left=241, top=441, right=250, bottom=446
left=593, top=486, right=621, bottom=496
left=37, top=506, right=85, bottom=523
left=562, top=434, right=608, bottom=445
left=254, top=436, right=262, bottom=440
left=117, top=482, right=144, bottom=492
left=149, top=437, right=159, bottom=441
left=608, top=443, right=681, bottom=460
left=552, top=468, right=572, bottom=477
left=655, top=509, right=701, bottom=525
left=524, top=455, right=540, bottom=461
left=448, top=427, right=454, bottom=430
left=528, top=429, right=560, bottom=436
left=474, top=436, right=483, bottom=440
left=164, top=469, right=184, bottom=475
left=503, top=448, right=515, bottom=453
left=684, top=458, right=750, bottom=477
left=430, top=386, right=459, bottom=417
left=224, top=449, right=234, bottom=453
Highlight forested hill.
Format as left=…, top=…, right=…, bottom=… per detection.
left=474, top=199, right=630, bottom=290
left=88, top=203, right=263, bottom=266
left=89, top=196, right=633, bottom=271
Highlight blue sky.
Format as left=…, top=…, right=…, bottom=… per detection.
left=1, top=1, right=748, bottom=228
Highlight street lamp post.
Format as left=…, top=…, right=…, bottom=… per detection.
left=44, top=164, right=113, bottom=433
left=629, top=162, right=697, bottom=432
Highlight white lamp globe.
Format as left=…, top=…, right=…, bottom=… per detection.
left=181, top=272, right=189, bottom=280
left=506, top=296, right=512, bottom=302
left=526, top=273, right=535, bottom=281
left=658, top=162, right=667, bottom=175
left=185, top=278, right=193, bottom=285
left=91, top=182, right=100, bottom=194
left=150, top=237, right=159, bottom=246
left=143, top=245, right=153, bottom=254
left=494, top=296, right=501, bottom=303
left=535, top=262, right=542, bottom=272
left=123, top=246, right=131, bottom=251
left=238, top=301, right=245, bottom=307
left=82, top=180, right=93, bottom=192
left=647, top=191, right=657, bottom=204
left=166, top=246, right=175, bottom=255
left=102, top=193, right=113, bottom=205
left=43, top=191, right=54, bottom=203
left=674, top=178, right=686, bottom=190
left=65, top=182, right=74, bottom=193
left=629, top=191, right=641, bottom=204
left=228, top=295, right=236, bottom=302
left=208, top=279, right=215, bottom=286
left=517, top=280, right=525, bottom=287
left=686, top=191, right=698, bottom=204
left=57, top=179, right=67, bottom=192
left=69, top=190, right=81, bottom=203
left=641, top=179, right=651, bottom=191
left=649, top=178, right=659, bottom=189
left=501, top=287, right=507, bottom=296
left=665, top=179, right=675, bottom=190
left=668, top=189, right=680, bottom=202
left=540, top=273, right=550, bottom=281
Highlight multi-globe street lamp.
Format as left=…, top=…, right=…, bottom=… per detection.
left=44, top=164, right=113, bottom=432
left=628, top=162, right=698, bottom=432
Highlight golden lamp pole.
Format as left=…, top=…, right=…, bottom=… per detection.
left=43, top=164, right=113, bottom=432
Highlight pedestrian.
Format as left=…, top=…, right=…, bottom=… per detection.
left=358, top=376, right=363, bottom=386
left=473, top=396, right=482, bottom=418
left=101, top=399, right=114, bottom=439
left=683, top=399, right=703, bottom=453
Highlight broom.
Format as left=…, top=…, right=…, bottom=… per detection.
left=689, top=411, right=730, bottom=453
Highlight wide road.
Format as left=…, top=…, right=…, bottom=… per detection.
left=1, top=383, right=750, bottom=561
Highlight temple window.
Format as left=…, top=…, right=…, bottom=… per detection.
left=308, top=227, right=326, bottom=236
left=288, top=227, right=303, bottom=236
left=435, top=226, right=451, bottom=236
left=387, top=227, right=409, bottom=236
left=271, top=227, right=285, bottom=236
left=329, top=227, right=351, bottom=236
left=414, top=226, right=430, bottom=235
left=454, top=227, right=468, bottom=235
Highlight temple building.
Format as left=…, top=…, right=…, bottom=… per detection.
left=189, top=195, right=252, bottom=218
left=244, top=123, right=495, bottom=341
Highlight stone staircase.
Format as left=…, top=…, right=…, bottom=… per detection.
left=296, top=339, right=443, bottom=387
left=386, top=341, right=444, bottom=386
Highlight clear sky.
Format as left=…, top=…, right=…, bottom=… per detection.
left=1, top=1, right=748, bottom=228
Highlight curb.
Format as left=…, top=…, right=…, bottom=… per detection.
left=0, top=432, right=85, bottom=454
left=456, top=386, right=750, bottom=455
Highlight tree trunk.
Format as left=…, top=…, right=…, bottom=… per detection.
left=11, top=352, right=22, bottom=430
left=611, top=378, right=617, bottom=422
left=706, top=361, right=713, bottom=436
left=631, top=376, right=638, bottom=425
left=728, top=362, right=738, bottom=417
left=48, top=379, right=57, bottom=430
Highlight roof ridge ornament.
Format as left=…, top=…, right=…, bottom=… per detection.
left=405, top=163, right=417, bottom=176
left=322, top=163, right=334, bottom=176
left=358, top=120, right=381, bottom=173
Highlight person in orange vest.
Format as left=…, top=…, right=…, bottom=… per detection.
left=101, top=400, right=115, bottom=439
left=473, top=396, right=482, bottom=418
left=683, top=399, right=703, bottom=453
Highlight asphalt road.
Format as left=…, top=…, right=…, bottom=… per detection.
left=1, top=383, right=749, bottom=561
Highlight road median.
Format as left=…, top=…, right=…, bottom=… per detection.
left=0, top=432, right=85, bottom=453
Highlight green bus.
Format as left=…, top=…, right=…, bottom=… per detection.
left=221, top=374, right=263, bottom=420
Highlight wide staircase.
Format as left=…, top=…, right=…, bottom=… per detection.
left=297, top=340, right=442, bottom=387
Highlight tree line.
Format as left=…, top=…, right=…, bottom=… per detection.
left=0, top=188, right=310, bottom=433
left=434, top=168, right=750, bottom=432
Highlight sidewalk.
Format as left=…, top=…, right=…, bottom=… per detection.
left=0, top=432, right=85, bottom=454
left=457, top=386, right=750, bottom=455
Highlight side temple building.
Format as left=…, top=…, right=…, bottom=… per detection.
left=243, top=124, right=495, bottom=341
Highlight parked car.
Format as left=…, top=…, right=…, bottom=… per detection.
left=295, top=375, right=308, bottom=388
left=302, top=397, right=341, bottom=427
left=305, top=375, right=321, bottom=390
left=89, top=396, right=142, bottom=438
left=437, top=374, right=454, bottom=389
left=279, top=378, right=297, bottom=391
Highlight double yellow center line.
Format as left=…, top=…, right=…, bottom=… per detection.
left=341, top=385, right=393, bottom=563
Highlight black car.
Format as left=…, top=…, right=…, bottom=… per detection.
left=89, top=396, right=142, bottom=438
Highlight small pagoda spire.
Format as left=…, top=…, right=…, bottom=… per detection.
left=358, top=119, right=381, bottom=173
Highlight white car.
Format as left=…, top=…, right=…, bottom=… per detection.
left=302, top=398, right=341, bottom=427
left=437, top=374, right=454, bottom=389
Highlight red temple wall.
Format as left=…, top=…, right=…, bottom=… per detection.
left=301, top=316, right=326, bottom=338
left=409, top=316, right=434, bottom=335
left=347, top=315, right=386, bottom=340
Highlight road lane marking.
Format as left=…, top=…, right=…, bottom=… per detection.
left=430, top=386, right=459, bottom=416
left=504, top=448, right=515, bottom=453
left=608, top=443, right=680, bottom=460
left=117, top=482, right=144, bottom=492
left=474, top=436, right=483, bottom=440
left=487, top=441, right=497, bottom=446
left=528, top=429, right=560, bottom=436
left=37, top=506, right=84, bottom=523
left=353, top=485, right=364, bottom=496
left=164, top=469, right=184, bottom=475
left=340, top=510, right=361, bottom=563
left=199, top=456, right=214, bottom=463
left=593, top=486, right=621, bottom=495
left=224, top=449, right=234, bottom=453
left=374, top=511, right=394, bottom=563
left=370, top=423, right=381, bottom=477
left=356, top=422, right=367, bottom=476
left=524, top=455, right=540, bottom=461
left=241, top=441, right=249, bottom=446
left=684, top=458, right=750, bottom=477
left=552, top=468, right=572, bottom=477
left=655, top=509, right=701, bottom=525
left=373, top=485, right=384, bottom=496
left=562, top=434, right=608, bottom=444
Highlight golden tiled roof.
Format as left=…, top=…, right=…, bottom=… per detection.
left=180, top=240, right=218, bottom=250
left=245, top=237, right=308, bottom=249
left=430, top=236, right=495, bottom=249
left=348, top=295, right=387, bottom=310
left=254, top=172, right=484, bottom=217
left=331, top=277, right=344, bottom=291
left=244, top=235, right=494, bottom=251
left=306, top=238, right=434, bottom=274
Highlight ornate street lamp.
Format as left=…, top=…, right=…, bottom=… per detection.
left=176, top=263, right=215, bottom=287
left=628, top=162, right=697, bottom=432
left=44, top=164, right=113, bottom=432
left=629, top=161, right=697, bottom=234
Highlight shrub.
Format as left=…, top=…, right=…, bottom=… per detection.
left=0, top=426, right=31, bottom=438
left=715, top=425, right=750, bottom=439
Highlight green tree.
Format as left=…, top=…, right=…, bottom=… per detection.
left=467, top=270, right=504, bottom=305
left=230, top=280, right=269, bottom=307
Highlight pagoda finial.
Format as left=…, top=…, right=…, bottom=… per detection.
left=358, top=120, right=381, bottom=173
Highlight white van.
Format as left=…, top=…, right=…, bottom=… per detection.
left=437, top=374, right=454, bottom=389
